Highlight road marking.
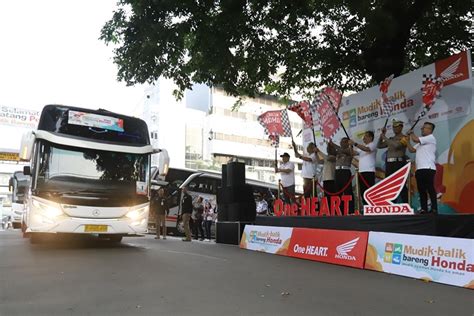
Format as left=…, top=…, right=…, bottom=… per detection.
left=162, top=249, right=228, bottom=262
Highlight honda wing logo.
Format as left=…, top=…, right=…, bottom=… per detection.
left=363, top=163, right=414, bottom=215
left=435, top=51, right=469, bottom=86
left=440, top=58, right=461, bottom=81
left=335, top=237, right=359, bottom=261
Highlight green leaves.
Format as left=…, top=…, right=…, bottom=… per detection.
left=101, top=0, right=472, bottom=98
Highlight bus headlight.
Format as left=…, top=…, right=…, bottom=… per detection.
left=32, top=199, right=63, bottom=218
left=126, top=205, right=149, bottom=220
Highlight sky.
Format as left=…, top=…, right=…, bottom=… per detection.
left=0, top=0, right=146, bottom=115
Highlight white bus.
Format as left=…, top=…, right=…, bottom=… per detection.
left=150, top=167, right=279, bottom=235
left=20, top=105, right=155, bottom=243
left=9, top=171, right=30, bottom=229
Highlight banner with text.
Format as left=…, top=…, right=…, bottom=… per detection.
left=303, top=50, right=474, bottom=215
left=240, top=225, right=368, bottom=269
left=365, top=232, right=474, bottom=289
left=240, top=225, right=293, bottom=255
left=288, top=228, right=368, bottom=268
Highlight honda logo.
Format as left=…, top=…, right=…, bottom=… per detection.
left=363, top=163, right=414, bottom=215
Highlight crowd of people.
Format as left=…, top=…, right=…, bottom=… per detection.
left=151, top=186, right=217, bottom=242
left=277, top=119, right=438, bottom=215
left=149, top=119, right=438, bottom=242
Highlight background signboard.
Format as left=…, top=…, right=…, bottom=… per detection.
left=240, top=225, right=368, bottom=269
left=240, top=225, right=293, bottom=255
left=304, top=50, right=474, bottom=214
left=0, top=105, right=40, bottom=153
left=365, top=232, right=474, bottom=289
left=287, top=228, right=368, bottom=268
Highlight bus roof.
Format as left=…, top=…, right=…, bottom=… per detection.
left=37, top=104, right=150, bottom=146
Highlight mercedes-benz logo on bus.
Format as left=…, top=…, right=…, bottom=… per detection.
left=92, top=209, right=100, bottom=217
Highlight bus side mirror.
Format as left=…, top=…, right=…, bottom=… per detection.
left=157, top=148, right=170, bottom=180
left=20, top=131, right=35, bottom=161
left=8, top=178, right=13, bottom=192
left=23, top=166, right=31, bottom=176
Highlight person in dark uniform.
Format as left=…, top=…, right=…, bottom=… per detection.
left=329, top=137, right=355, bottom=214
left=377, top=119, right=409, bottom=203
left=181, top=187, right=193, bottom=242
left=152, top=188, right=169, bottom=239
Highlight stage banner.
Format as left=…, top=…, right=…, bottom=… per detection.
left=303, top=50, right=474, bottom=214
left=365, top=232, right=474, bottom=289
left=240, top=225, right=293, bottom=255
left=287, top=228, right=368, bottom=268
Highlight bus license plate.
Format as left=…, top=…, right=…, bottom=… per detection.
left=84, top=225, right=108, bottom=232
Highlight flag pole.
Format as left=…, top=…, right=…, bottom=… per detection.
left=274, top=145, right=278, bottom=173
left=327, top=98, right=350, bottom=139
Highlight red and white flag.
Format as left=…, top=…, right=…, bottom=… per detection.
left=268, top=134, right=280, bottom=148
left=313, top=94, right=340, bottom=141
left=421, top=74, right=443, bottom=110
left=287, top=100, right=313, bottom=128
left=323, top=87, right=343, bottom=113
left=379, top=74, right=395, bottom=117
left=258, top=110, right=292, bottom=137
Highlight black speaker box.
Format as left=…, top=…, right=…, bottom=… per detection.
left=216, top=222, right=251, bottom=245
left=217, top=204, right=228, bottom=222
left=217, top=187, right=226, bottom=204
left=227, top=203, right=240, bottom=222
left=240, top=199, right=257, bottom=222
left=221, top=164, right=227, bottom=187
left=226, top=162, right=245, bottom=187
left=222, top=185, right=254, bottom=204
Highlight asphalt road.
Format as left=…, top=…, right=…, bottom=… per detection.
left=0, top=229, right=472, bottom=316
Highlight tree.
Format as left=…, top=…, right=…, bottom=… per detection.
left=100, top=0, right=472, bottom=99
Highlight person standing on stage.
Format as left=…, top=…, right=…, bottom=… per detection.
left=317, top=143, right=337, bottom=197
left=349, top=131, right=377, bottom=208
left=406, top=122, right=438, bottom=214
left=276, top=152, right=295, bottom=203
left=293, top=141, right=318, bottom=198
left=377, top=119, right=409, bottom=203
left=329, top=138, right=355, bottom=214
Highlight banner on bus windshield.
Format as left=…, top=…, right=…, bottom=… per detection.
left=68, top=110, right=124, bottom=132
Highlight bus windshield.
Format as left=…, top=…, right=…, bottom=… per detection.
left=35, top=140, right=149, bottom=207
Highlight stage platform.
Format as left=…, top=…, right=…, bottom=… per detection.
left=255, top=215, right=474, bottom=239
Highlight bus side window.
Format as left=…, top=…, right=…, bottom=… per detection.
left=210, top=179, right=219, bottom=195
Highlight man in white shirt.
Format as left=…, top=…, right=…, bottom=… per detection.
left=349, top=131, right=377, bottom=207
left=276, top=152, right=295, bottom=203
left=407, top=122, right=437, bottom=214
left=256, top=193, right=269, bottom=216
left=294, top=142, right=318, bottom=198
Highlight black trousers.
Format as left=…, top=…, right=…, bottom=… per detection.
left=385, top=160, right=408, bottom=203
left=358, top=172, right=375, bottom=206
left=204, top=220, right=213, bottom=240
left=415, top=169, right=437, bottom=212
left=335, top=169, right=354, bottom=214
left=192, top=219, right=204, bottom=239
left=303, top=178, right=316, bottom=198
left=323, top=180, right=336, bottom=197
left=282, top=185, right=295, bottom=203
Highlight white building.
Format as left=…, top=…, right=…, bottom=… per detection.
left=141, top=79, right=306, bottom=190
